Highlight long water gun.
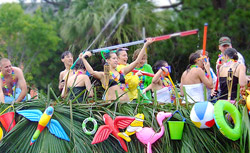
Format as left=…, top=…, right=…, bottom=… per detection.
left=71, top=29, right=199, bottom=69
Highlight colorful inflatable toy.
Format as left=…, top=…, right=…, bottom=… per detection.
left=246, top=90, right=250, bottom=111
left=136, top=112, right=172, bottom=153
left=118, top=113, right=144, bottom=142
left=17, top=106, right=70, bottom=145
left=82, top=117, right=98, bottom=135
left=91, top=114, right=135, bottom=152
left=190, top=102, right=215, bottom=129
left=0, top=127, right=3, bottom=140
left=214, top=100, right=242, bottom=141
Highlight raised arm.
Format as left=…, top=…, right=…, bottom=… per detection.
left=15, top=68, right=28, bottom=102
left=198, top=61, right=213, bottom=89
left=0, top=79, right=4, bottom=103
left=122, top=38, right=154, bottom=75
left=152, top=67, right=169, bottom=84
left=79, top=52, right=104, bottom=80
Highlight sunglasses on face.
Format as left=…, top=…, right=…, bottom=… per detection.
left=158, top=66, right=171, bottom=73
left=197, top=56, right=209, bottom=62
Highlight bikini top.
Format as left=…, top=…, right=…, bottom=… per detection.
left=109, top=74, right=125, bottom=87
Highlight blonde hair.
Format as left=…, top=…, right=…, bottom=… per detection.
left=0, top=58, right=10, bottom=66
left=132, top=49, right=147, bottom=61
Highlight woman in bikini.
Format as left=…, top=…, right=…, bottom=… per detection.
left=62, top=59, right=93, bottom=102
left=79, top=38, right=153, bottom=102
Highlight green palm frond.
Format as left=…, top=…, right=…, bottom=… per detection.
left=0, top=88, right=249, bottom=153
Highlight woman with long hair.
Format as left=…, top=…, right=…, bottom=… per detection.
left=79, top=38, right=153, bottom=102
left=150, top=60, right=173, bottom=103
left=217, top=48, right=247, bottom=100
left=61, top=59, right=93, bottom=102
left=180, top=52, right=213, bottom=103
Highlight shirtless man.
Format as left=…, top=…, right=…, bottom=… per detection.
left=59, top=51, right=74, bottom=92
left=0, top=58, right=28, bottom=104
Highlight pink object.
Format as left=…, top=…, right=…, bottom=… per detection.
left=132, top=69, right=155, bottom=77
left=0, top=112, right=16, bottom=132
left=136, top=112, right=172, bottom=153
left=91, top=114, right=135, bottom=152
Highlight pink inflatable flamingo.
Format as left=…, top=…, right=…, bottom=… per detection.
left=136, top=112, right=172, bottom=153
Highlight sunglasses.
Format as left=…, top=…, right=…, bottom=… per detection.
left=158, top=66, right=171, bottom=73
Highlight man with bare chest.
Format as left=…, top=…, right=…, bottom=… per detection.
left=0, top=58, right=28, bottom=104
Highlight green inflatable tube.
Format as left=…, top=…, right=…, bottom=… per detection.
left=214, top=100, right=242, bottom=141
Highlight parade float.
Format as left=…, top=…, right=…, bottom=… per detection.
left=0, top=85, right=249, bottom=153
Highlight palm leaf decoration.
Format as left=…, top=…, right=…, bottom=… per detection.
left=0, top=88, right=249, bottom=153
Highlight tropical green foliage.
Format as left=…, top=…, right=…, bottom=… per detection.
left=0, top=89, right=249, bottom=153
left=1, top=1, right=249, bottom=92
left=0, top=3, right=61, bottom=90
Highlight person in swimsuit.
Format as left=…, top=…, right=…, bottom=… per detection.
left=59, top=51, right=74, bottom=92
left=0, top=58, right=28, bottom=104
left=217, top=48, right=247, bottom=100
left=180, top=53, right=213, bottom=103
left=79, top=38, right=153, bottom=102
left=148, top=60, right=173, bottom=104
left=62, top=59, right=93, bottom=102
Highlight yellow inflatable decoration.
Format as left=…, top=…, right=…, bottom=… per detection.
left=0, top=127, right=3, bottom=140
left=117, top=64, right=140, bottom=101
left=246, top=90, right=250, bottom=111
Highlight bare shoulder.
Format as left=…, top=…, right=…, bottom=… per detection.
left=238, top=63, right=246, bottom=69
left=191, top=67, right=203, bottom=73
left=78, top=74, right=90, bottom=80
left=12, top=67, right=24, bottom=75
left=181, top=70, right=187, bottom=78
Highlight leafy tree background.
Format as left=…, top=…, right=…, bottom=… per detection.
left=0, top=0, right=249, bottom=95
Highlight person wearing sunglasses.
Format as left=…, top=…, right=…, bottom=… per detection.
left=180, top=52, right=213, bottom=103
left=79, top=38, right=154, bottom=102
left=195, top=50, right=217, bottom=100
left=144, top=60, right=174, bottom=104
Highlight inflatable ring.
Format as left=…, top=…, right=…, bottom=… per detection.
left=82, top=117, right=98, bottom=135
left=214, top=100, right=242, bottom=141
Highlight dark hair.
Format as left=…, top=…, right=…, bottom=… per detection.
left=102, top=52, right=117, bottom=65
left=153, top=60, right=168, bottom=73
left=186, top=53, right=200, bottom=70
left=116, top=48, right=128, bottom=57
left=61, top=51, right=72, bottom=59
left=224, top=48, right=238, bottom=61
left=75, top=59, right=85, bottom=70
